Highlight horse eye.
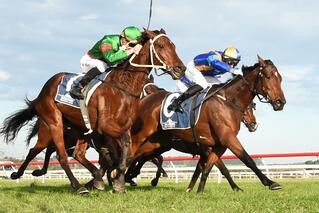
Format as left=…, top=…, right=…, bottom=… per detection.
left=159, top=44, right=164, bottom=48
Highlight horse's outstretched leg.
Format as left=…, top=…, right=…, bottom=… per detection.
left=32, top=145, right=54, bottom=177
left=11, top=145, right=47, bottom=179
left=186, top=157, right=205, bottom=192
left=215, top=159, right=242, bottom=191
left=225, top=135, right=281, bottom=190
left=11, top=123, right=51, bottom=179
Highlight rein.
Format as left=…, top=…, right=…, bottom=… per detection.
left=201, top=64, right=271, bottom=113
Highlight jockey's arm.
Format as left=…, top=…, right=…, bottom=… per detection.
left=102, top=49, right=128, bottom=64
left=207, top=55, right=232, bottom=75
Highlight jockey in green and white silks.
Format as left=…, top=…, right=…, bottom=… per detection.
left=70, top=26, right=143, bottom=100
left=168, top=47, right=242, bottom=113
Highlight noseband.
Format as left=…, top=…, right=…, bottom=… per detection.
left=129, top=34, right=170, bottom=71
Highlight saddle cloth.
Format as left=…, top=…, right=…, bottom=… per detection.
left=54, top=71, right=111, bottom=108
left=160, top=87, right=210, bottom=130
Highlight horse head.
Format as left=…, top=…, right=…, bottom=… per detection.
left=130, top=28, right=186, bottom=80
left=242, top=102, right=258, bottom=132
left=252, top=55, right=286, bottom=111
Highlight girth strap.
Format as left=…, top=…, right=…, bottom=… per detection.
left=190, top=92, right=200, bottom=146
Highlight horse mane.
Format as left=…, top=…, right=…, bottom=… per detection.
left=208, top=59, right=273, bottom=94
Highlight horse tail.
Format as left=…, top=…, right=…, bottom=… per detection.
left=26, top=118, right=40, bottom=146
left=0, top=98, right=37, bottom=144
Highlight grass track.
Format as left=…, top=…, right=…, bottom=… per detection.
left=0, top=178, right=319, bottom=212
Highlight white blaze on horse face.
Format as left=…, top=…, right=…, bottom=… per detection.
left=274, top=71, right=278, bottom=78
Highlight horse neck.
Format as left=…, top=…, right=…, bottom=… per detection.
left=225, top=68, right=259, bottom=110
left=108, top=44, right=153, bottom=95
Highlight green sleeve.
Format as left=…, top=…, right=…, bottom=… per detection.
left=101, top=35, right=128, bottom=64
left=103, top=49, right=128, bottom=64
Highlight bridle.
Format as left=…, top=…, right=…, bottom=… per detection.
left=250, top=64, right=273, bottom=104
left=129, top=34, right=173, bottom=76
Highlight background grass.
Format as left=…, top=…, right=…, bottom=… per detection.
left=0, top=178, right=319, bottom=213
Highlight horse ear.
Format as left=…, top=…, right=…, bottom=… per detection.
left=159, top=28, right=166, bottom=34
left=257, top=54, right=266, bottom=67
left=143, top=28, right=156, bottom=38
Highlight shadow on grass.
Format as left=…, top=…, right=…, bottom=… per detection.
left=1, top=181, right=179, bottom=195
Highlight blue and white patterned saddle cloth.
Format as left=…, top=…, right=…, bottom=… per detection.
left=160, top=88, right=210, bottom=130
left=54, top=71, right=111, bottom=108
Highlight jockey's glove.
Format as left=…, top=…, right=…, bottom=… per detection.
left=231, top=68, right=243, bottom=76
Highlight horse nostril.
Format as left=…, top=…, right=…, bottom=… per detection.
left=275, top=100, right=282, bottom=106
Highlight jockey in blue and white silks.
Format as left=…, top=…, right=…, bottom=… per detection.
left=168, top=47, right=242, bottom=113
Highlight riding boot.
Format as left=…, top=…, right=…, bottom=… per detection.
left=168, top=84, right=203, bottom=113
left=69, top=67, right=101, bottom=99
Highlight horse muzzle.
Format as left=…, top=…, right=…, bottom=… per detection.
left=247, top=122, right=258, bottom=132
left=271, top=98, right=286, bottom=111
left=170, top=65, right=186, bottom=80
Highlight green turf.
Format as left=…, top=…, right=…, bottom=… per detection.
left=0, top=178, right=318, bottom=213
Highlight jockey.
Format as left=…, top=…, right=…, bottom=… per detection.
left=168, top=47, right=242, bottom=113
left=70, top=26, right=143, bottom=99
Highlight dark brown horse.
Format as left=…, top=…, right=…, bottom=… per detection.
left=242, top=102, right=258, bottom=132
left=125, top=81, right=258, bottom=188
left=0, top=29, right=185, bottom=194
left=128, top=56, right=286, bottom=192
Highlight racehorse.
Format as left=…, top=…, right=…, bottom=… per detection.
left=127, top=56, right=286, bottom=192
left=14, top=76, right=167, bottom=188
left=0, top=29, right=185, bottom=194
left=125, top=81, right=258, bottom=188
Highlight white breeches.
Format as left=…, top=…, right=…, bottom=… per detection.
left=177, top=60, right=220, bottom=93
left=79, top=53, right=108, bottom=73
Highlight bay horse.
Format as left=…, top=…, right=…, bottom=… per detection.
left=125, top=81, right=258, bottom=188
left=127, top=56, right=286, bottom=192
left=13, top=76, right=166, bottom=188
left=0, top=29, right=185, bottom=194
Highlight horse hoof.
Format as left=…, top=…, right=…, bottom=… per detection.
left=233, top=187, right=243, bottom=192
left=111, top=188, right=126, bottom=194
left=186, top=188, right=192, bottom=193
left=32, top=169, right=46, bottom=177
left=129, top=180, right=137, bottom=187
left=93, top=180, right=105, bottom=191
left=269, top=182, right=282, bottom=190
left=77, top=187, right=89, bottom=195
left=151, top=178, right=158, bottom=187
left=110, top=169, right=118, bottom=179
left=10, top=172, right=21, bottom=180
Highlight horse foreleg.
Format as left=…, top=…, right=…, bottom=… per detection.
left=225, top=135, right=281, bottom=190
left=215, top=159, right=242, bottom=191
left=151, top=155, right=165, bottom=187
left=197, top=152, right=219, bottom=193
left=186, top=157, right=205, bottom=192
left=32, top=145, right=55, bottom=177
left=110, top=131, right=131, bottom=193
